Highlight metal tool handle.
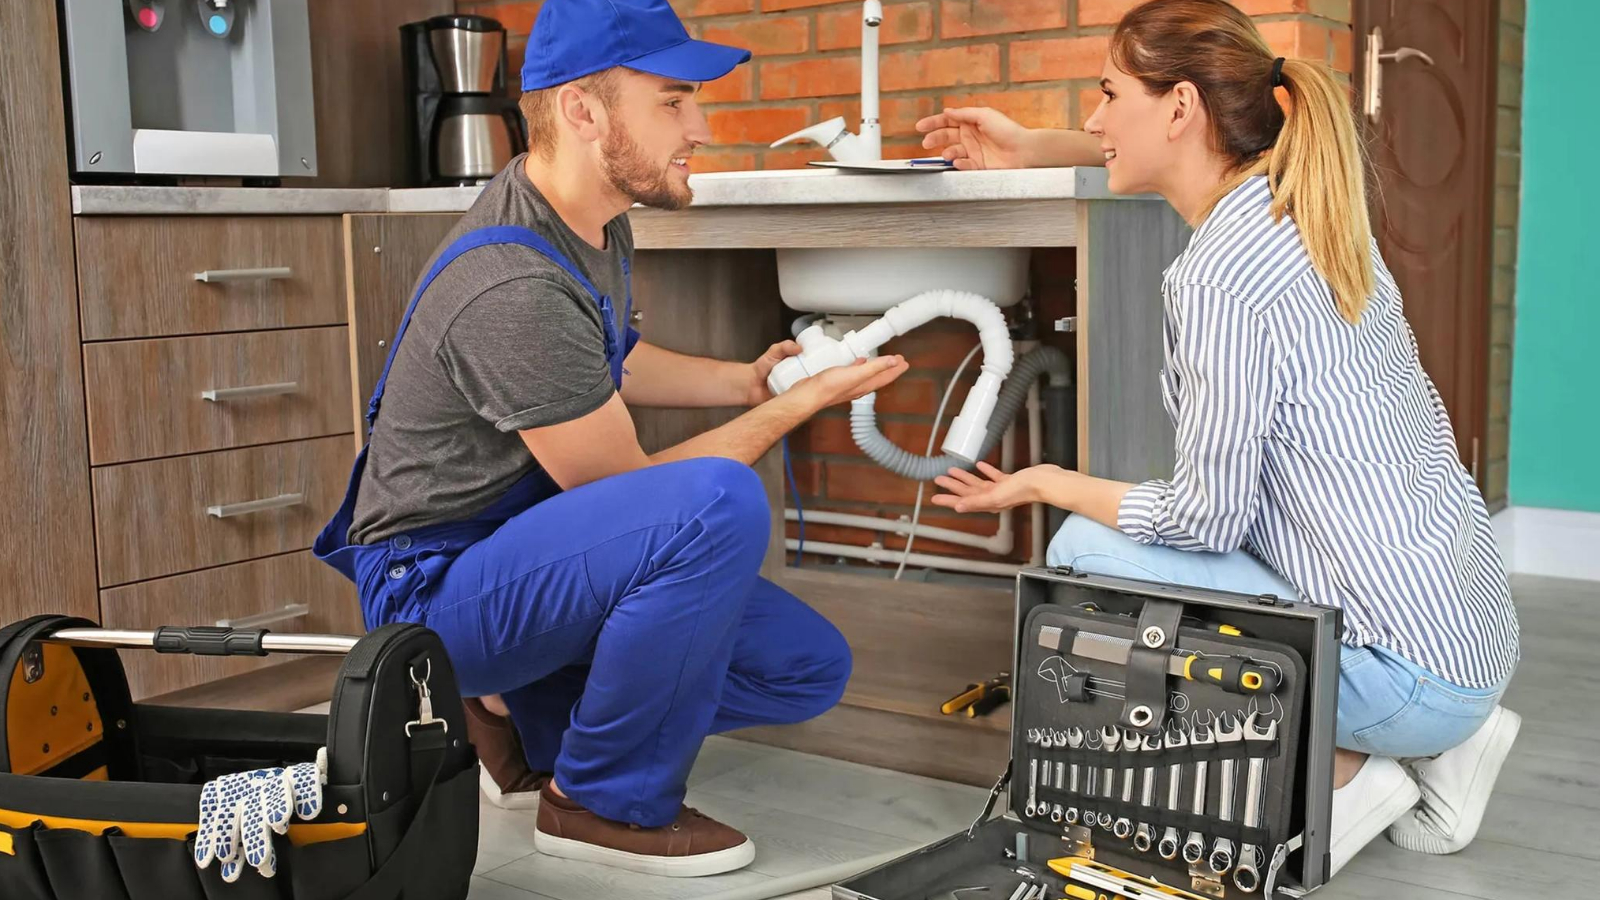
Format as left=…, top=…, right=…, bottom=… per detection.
left=193, top=266, right=293, bottom=284
left=216, top=603, right=310, bottom=629
left=201, top=381, right=300, bottom=402
left=206, top=492, right=304, bottom=518
left=45, top=627, right=357, bottom=656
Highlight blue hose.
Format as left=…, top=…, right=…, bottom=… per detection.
left=782, top=436, right=805, bottom=566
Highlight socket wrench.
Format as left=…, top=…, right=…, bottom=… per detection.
left=1133, top=731, right=1162, bottom=852
left=1158, top=720, right=1187, bottom=860
left=1064, top=727, right=1084, bottom=826
left=1234, top=711, right=1279, bottom=893
left=1098, top=726, right=1121, bottom=830
left=1114, top=728, right=1139, bottom=839
left=1182, top=715, right=1214, bottom=865
left=1208, top=712, right=1244, bottom=874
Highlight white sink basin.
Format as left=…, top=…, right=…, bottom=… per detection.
left=776, top=246, right=1031, bottom=314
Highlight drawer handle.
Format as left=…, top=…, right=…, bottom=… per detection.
left=201, top=381, right=299, bottom=402
left=193, top=267, right=294, bottom=284
left=215, top=603, right=311, bottom=630
left=206, top=492, right=305, bottom=518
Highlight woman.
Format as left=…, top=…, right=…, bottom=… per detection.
left=919, top=0, right=1520, bottom=876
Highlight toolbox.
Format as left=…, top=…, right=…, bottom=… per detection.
left=837, top=566, right=1341, bottom=900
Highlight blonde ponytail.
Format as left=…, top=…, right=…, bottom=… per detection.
left=1112, top=0, right=1377, bottom=325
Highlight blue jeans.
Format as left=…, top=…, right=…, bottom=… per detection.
left=1047, top=516, right=1505, bottom=758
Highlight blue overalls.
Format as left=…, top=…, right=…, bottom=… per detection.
left=313, top=226, right=852, bottom=827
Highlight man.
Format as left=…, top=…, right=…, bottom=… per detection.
left=313, top=0, right=908, bottom=879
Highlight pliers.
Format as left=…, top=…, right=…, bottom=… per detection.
left=941, top=673, right=1011, bottom=718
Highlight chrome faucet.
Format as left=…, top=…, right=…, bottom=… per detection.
left=770, top=0, right=882, bottom=163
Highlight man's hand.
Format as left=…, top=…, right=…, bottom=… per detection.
left=743, top=339, right=803, bottom=406
left=916, top=107, right=1034, bottom=171
left=784, top=355, right=909, bottom=414
left=932, top=462, right=1064, bottom=513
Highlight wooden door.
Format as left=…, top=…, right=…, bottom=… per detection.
left=1354, top=0, right=1499, bottom=485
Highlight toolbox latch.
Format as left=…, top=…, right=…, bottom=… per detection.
left=1251, top=593, right=1294, bottom=608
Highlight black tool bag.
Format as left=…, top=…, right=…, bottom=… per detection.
left=0, top=615, right=479, bottom=900
left=837, top=566, right=1342, bottom=900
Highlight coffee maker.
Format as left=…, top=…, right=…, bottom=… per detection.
left=401, top=15, right=526, bottom=186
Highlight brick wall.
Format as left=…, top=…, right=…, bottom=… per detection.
left=457, top=0, right=1355, bottom=566
left=1484, top=0, right=1524, bottom=511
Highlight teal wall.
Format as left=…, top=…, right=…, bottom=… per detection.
left=1509, top=0, right=1600, bottom=511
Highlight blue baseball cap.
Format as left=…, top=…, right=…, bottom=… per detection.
left=521, top=0, right=752, bottom=92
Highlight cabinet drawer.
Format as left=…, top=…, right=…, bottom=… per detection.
left=83, top=326, right=353, bottom=465
left=99, top=551, right=361, bottom=700
left=91, top=436, right=353, bottom=586
left=75, top=216, right=347, bottom=341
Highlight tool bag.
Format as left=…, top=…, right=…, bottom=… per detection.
left=837, top=566, right=1341, bottom=900
left=0, top=615, right=480, bottom=900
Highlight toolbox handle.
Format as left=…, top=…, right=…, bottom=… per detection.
left=43, top=627, right=359, bottom=656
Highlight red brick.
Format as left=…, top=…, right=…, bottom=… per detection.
left=692, top=148, right=759, bottom=173
left=1256, top=20, right=1332, bottom=62
left=1010, top=36, right=1109, bottom=83
left=787, top=457, right=823, bottom=496
left=873, top=376, right=940, bottom=414
left=818, top=2, right=934, bottom=51
left=1331, top=26, right=1353, bottom=74
left=699, top=65, right=754, bottom=103
left=700, top=16, right=810, bottom=56
left=762, top=0, right=856, bottom=10
left=1079, top=85, right=1105, bottom=127
left=818, top=95, right=938, bottom=138
left=707, top=106, right=812, bottom=144
left=1077, top=0, right=1141, bottom=27
left=824, top=460, right=925, bottom=505
left=467, top=1, right=541, bottom=34
left=881, top=44, right=1001, bottom=91
left=760, top=57, right=863, bottom=99
left=761, top=146, right=829, bottom=170
left=1229, top=0, right=1309, bottom=13
left=881, top=323, right=987, bottom=369
left=940, top=0, right=1068, bottom=38
left=670, top=0, right=755, bottom=15
left=792, top=416, right=936, bottom=457
left=942, top=88, right=1071, bottom=129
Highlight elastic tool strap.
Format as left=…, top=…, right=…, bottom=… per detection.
left=1121, top=599, right=1182, bottom=734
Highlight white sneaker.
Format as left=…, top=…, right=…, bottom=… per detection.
left=1387, top=705, right=1521, bottom=854
left=1330, top=755, right=1420, bottom=877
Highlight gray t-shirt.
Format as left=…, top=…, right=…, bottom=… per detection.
left=348, top=154, right=634, bottom=545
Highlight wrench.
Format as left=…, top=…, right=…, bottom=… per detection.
left=1098, top=726, right=1121, bottom=829
left=1208, top=712, right=1244, bottom=875
left=1054, top=730, right=1068, bottom=811
left=1082, top=728, right=1100, bottom=827
left=1114, top=729, right=1139, bottom=839
left=1158, top=720, right=1187, bottom=860
left=1234, top=711, right=1279, bottom=893
left=1133, top=731, right=1162, bottom=852
left=1025, top=728, right=1040, bottom=818
left=1041, top=729, right=1056, bottom=792
left=1182, top=715, right=1214, bottom=865
left=1064, top=727, right=1084, bottom=826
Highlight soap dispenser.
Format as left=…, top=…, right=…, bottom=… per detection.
left=769, top=0, right=883, bottom=163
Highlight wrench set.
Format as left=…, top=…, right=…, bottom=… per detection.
left=1021, top=708, right=1280, bottom=893
left=834, top=567, right=1340, bottom=900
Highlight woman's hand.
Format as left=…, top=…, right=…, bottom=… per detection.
left=932, top=462, right=1065, bottom=513
left=915, top=107, right=1034, bottom=170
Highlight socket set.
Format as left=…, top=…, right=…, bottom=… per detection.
left=836, top=566, right=1340, bottom=900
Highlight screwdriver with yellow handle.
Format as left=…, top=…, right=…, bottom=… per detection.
left=1038, top=626, right=1279, bottom=695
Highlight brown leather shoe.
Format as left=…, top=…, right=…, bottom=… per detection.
left=534, top=783, right=755, bottom=877
left=463, top=697, right=549, bottom=809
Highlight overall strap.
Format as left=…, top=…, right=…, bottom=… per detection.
left=365, top=225, right=612, bottom=430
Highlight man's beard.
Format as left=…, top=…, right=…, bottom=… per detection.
left=602, top=124, right=692, bottom=211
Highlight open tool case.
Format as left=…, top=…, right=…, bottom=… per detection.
left=837, top=566, right=1341, bottom=900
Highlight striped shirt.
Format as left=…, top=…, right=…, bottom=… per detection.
left=1117, top=175, right=1519, bottom=689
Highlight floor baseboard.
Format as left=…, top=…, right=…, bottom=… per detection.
left=1493, top=506, right=1600, bottom=582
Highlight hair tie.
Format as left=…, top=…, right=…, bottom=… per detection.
left=1270, top=57, right=1286, bottom=87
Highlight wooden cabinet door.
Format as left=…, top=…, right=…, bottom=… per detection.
left=1355, top=0, right=1499, bottom=485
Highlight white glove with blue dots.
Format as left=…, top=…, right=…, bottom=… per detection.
left=193, top=748, right=328, bottom=882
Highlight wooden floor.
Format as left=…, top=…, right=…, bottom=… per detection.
left=448, top=572, right=1598, bottom=899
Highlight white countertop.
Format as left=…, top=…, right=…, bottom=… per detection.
left=73, top=166, right=1136, bottom=215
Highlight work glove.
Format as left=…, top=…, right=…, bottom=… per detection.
left=193, top=748, right=328, bottom=882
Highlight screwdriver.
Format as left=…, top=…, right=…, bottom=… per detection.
left=1039, top=627, right=1280, bottom=695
